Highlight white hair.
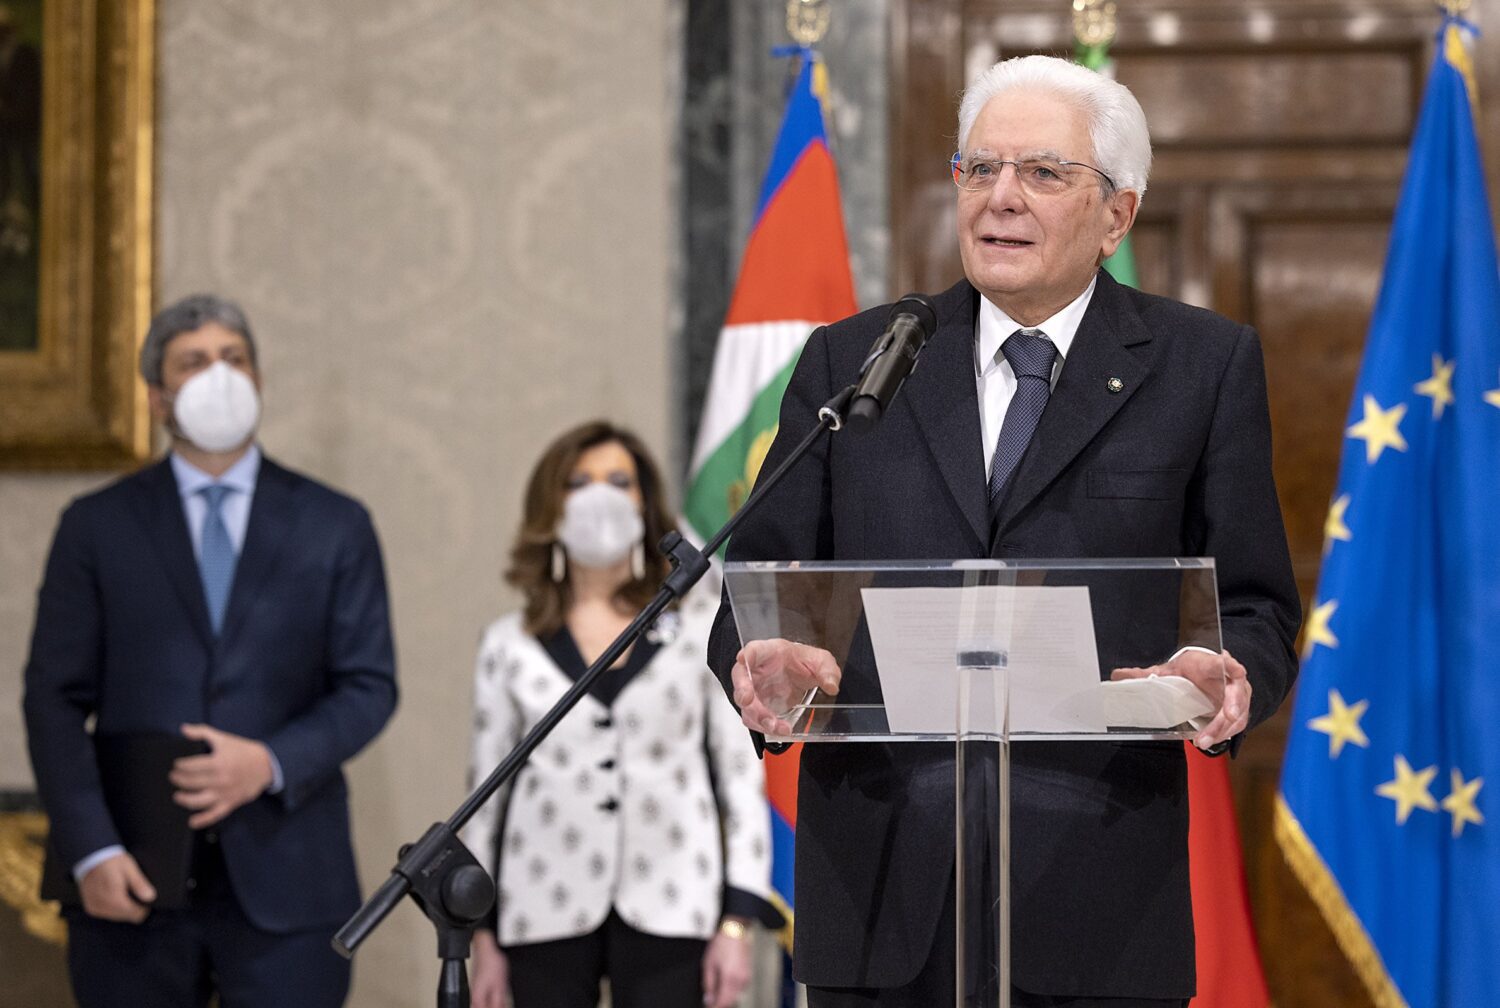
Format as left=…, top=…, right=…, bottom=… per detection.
left=957, top=55, right=1152, bottom=198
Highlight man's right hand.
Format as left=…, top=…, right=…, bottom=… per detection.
left=79, top=852, right=156, bottom=923
left=731, top=638, right=841, bottom=736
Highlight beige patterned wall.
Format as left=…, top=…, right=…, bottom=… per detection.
left=1, top=1, right=679, bottom=1004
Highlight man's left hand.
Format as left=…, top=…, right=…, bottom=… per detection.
left=1111, top=648, right=1252, bottom=752
left=170, top=724, right=275, bottom=828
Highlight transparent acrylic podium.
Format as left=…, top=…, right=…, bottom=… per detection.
left=723, top=558, right=1224, bottom=1008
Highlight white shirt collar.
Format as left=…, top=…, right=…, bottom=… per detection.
left=170, top=443, right=262, bottom=501
left=975, top=274, right=1098, bottom=377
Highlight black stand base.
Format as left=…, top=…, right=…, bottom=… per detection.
left=335, top=822, right=493, bottom=1008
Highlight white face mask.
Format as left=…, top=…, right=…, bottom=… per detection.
left=556, top=482, right=644, bottom=569
left=171, top=360, right=261, bottom=454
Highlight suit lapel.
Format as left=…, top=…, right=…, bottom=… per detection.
left=991, top=271, right=1154, bottom=542
left=219, top=458, right=299, bottom=645
left=901, top=280, right=990, bottom=550
left=136, top=460, right=215, bottom=647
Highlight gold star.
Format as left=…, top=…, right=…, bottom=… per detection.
left=1485, top=370, right=1500, bottom=410
left=1301, top=599, right=1340, bottom=660
left=1323, top=495, right=1353, bottom=555
left=1414, top=354, right=1456, bottom=418
left=1346, top=395, right=1408, bottom=464
left=1376, top=755, right=1439, bottom=825
left=1307, top=689, right=1370, bottom=758
left=1441, top=768, right=1485, bottom=837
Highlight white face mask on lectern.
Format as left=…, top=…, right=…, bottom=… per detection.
left=172, top=360, right=261, bottom=453
left=556, top=482, right=645, bottom=569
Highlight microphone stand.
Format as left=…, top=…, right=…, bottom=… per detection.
left=334, top=382, right=859, bottom=1008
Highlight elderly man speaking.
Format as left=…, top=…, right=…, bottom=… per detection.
left=709, top=55, right=1300, bottom=1008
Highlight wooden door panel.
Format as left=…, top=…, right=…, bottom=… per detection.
left=1123, top=47, right=1420, bottom=148
left=1126, top=216, right=1180, bottom=299
left=1248, top=206, right=1394, bottom=595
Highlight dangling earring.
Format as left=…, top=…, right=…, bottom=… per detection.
left=551, top=543, right=566, bottom=582
left=631, top=542, right=645, bottom=580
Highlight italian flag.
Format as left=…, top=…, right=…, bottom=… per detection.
left=682, top=52, right=856, bottom=551
left=682, top=51, right=856, bottom=961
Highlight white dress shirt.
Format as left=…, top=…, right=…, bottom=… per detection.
left=975, top=277, right=1097, bottom=478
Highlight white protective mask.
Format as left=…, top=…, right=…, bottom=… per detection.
left=556, top=482, right=644, bottom=569
left=172, top=360, right=261, bottom=453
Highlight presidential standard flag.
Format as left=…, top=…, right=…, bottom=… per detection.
left=1276, top=17, right=1500, bottom=1007
left=682, top=49, right=857, bottom=966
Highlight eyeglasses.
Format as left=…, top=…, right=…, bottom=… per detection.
left=950, top=152, right=1116, bottom=196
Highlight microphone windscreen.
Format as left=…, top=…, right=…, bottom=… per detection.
left=889, top=294, right=938, bottom=337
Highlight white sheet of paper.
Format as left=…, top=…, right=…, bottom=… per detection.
left=859, top=585, right=1107, bottom=734
left=1098, top=675, right=1217, bottom=729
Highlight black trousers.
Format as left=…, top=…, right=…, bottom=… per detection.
left=804, top=871, right=1189, bottom=1008
left=809, top=988, right=1188, bottom=1008
left=808, top=768, right=1189, bottom=1008
left=65, top=836, right=349, bottom=1008
left=504, top=909, right=707, bottom=1008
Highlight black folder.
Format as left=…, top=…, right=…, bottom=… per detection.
left=40, top=732, right=210, bottom=910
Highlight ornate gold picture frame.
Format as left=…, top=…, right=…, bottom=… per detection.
left=0, top=0, right=154, bottom=469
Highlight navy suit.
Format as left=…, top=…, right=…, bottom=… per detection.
left=23, top=454, right=397, bottom=1001
left=708, top=271, right=1300, bottom=1001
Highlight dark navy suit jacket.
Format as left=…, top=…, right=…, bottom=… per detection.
left=23, top=454, right=398, bottom=934
left=708, top=271, right=1301, bottom=998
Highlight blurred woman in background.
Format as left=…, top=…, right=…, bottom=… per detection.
left=463, top=420, right=780, bottom=1008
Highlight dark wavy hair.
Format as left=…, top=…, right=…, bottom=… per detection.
left=507, top=420, right=678, bottom=638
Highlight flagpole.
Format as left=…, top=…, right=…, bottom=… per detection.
left=1071, top=0, right=1140, bottom=289
left=1071, top=0, right=1117, bottom=70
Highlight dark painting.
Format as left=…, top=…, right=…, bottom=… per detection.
left=0, top=1, right=41, bottom=351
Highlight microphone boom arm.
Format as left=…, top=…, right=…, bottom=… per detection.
left=333, top=380, right=861, bottom=1007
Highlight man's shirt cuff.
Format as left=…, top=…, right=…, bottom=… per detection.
left=266, top=747, right=284, bottom=795
left=73, top=845, right=125, bottom=883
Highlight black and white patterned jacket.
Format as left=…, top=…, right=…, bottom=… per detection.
left=461, top=589, right=775, bottom=946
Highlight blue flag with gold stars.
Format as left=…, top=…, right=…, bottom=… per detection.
left=1276, top=17, right=1500, bottom=1007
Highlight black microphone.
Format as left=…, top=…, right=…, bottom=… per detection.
left=846, top=294, right=938, bottom=430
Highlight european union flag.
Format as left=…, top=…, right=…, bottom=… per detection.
left=1276, top=17, right=1500, bottom=1007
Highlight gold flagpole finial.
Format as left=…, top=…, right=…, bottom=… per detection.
left=787, top=0, right=830, bottom=47
left=1440, top=2, right=1479, bottom=109
left=1072, top=0, right=1118, bottom=49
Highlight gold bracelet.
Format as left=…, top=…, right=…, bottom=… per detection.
left=717, top=918, right=748, bottom=941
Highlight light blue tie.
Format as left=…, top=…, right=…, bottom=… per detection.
left=198, top=485, right=237, bottom=635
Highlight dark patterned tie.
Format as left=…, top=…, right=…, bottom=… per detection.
left=198, top=484, right=237, bottom=635
left=988, top=328, right=1058, bottom=507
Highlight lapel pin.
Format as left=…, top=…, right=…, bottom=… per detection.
left=1107, top=377, right=1124, bottom=393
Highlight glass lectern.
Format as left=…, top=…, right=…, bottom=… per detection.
left=724, top=558, right=1224, bottom=1008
